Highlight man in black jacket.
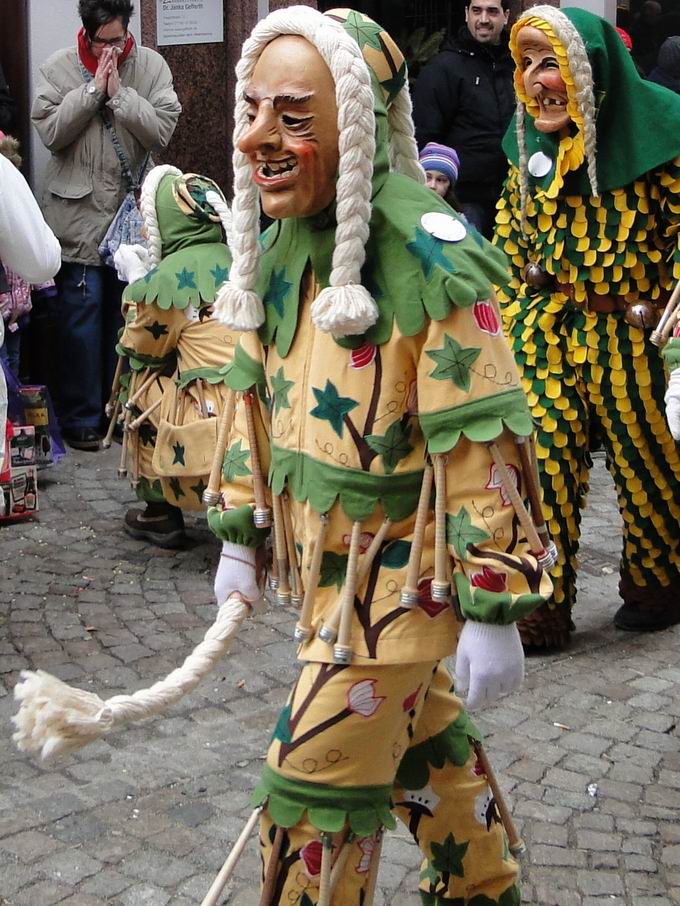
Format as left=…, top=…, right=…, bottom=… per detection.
left=413, top=0, right=513, bottom=238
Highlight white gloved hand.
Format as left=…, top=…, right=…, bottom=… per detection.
left=665, top=368, right=680, bottom=441
left=214, top=541, right=264, bottom=609
left=113, top=243, right=151, bottom=285
left=454, top=621, right=525, bottom=712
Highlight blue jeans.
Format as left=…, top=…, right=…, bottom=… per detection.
left=0, top=322, right=23, bottom=378
left=51, top=263, right=124, bottom=432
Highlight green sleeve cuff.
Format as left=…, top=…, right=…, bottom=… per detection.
left=207, top=503, right=269, bottom=547
left=454, top=572, right=544, bottom=625
left=662, top=338, right=680, bottom=371
left=419, top=389, right=534, bottom=454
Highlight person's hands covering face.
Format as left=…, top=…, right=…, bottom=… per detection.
left=94, top=47, right=114, bottom=94
left=107, top=49, right=121, bottom=98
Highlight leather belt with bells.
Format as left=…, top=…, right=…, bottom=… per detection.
left=523, top=262, right=661, bottom=330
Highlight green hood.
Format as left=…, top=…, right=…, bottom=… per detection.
left=503, top=7, right=680, bottom=194
left=125, top=173, right=231, bottom=310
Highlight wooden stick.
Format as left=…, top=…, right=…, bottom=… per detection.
left=317, top=834, right=334, bottom=906
left=488, top=442, right=545, bottom=558
left=473, top=742, right=525, bottom=858
left=124, top=368, right=158, bottom=410
left=281, top=493, right=303, bottom=606
left=259, top=825, right=285, bottom=906
left=195, top=378, right=209, bottom=418
left=329, top=832, right=354, bottom=896
left=431, top=454, right=451, bottom=603
left=272, top=494, right=291, bottom=606
left=363, top=829, right=384, bottom=906
left=515, top=435, right=557, bottom=569
left=131, top=429, right=141, bottom=490
left=319, top=518, right=392, bottom=645
left=333, top=521, right=362, bottom=664
left=105, top=355, right=124, bottom=417
left=200, top=806, right=263, bottom=906
left=128, top=396, right=162, bottom=432
left=651, top=278, right=680, bottom=347
left=203, top=389, right=237, bottom=506
left=243, top=391, right=272, bottom=528
left=102, top=398, right=121, bottom=449
left=400, top=464, right=434, bottom=608
left=295, top=513, right=329, bottom=642
left=117, top=407, right=132, bottom=479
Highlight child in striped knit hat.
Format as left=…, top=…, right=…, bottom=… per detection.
left=419, top=141, right=461, bottom=209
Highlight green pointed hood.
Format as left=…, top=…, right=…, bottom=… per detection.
left=503, top=6, right=680, bottom=194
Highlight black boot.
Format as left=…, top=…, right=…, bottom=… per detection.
left=124, top=502, right=186, bottom=548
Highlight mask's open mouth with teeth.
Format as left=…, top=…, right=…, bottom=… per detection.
left=255, top=156, right=299, bottom=187
left=538, top=94, right=566, bottom=110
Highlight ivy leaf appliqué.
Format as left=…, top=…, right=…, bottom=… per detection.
left=430, top=832, right=469, bottom=878
left=271, top=367, right=294, bottom=415
left=310, top=380, right=359, bottom=438
left=222, top=439, right=252, bottom=483
left=446, top=507, right=490, bottom=559
left=366, top=418, right=413, bottom=474
left=426, top=333, right=481, bottom=391
left=406, top=226, right=457, bottom=280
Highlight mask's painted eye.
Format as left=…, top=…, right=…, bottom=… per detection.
left=282, top=114, right=312, bottom=129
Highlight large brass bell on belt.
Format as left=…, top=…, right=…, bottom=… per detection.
left=524, top=262, right=553, bottom=289
left=623, top=300, right=658, bottom=330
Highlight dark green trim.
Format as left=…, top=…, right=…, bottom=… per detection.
left=135, top=477, right=165, bottom=504
left=270, top=444, right=424, bottom=521
left=206, top=503, right=269, bottom=547
left=454, top=573, right=544, bottom=625
left=419, top=390, right=534, bottom=454
left=176, top=366, right=229, bottom=390
left=251, top=764, right=396, bottom=836
left=396, top=712, right=481, bottom=791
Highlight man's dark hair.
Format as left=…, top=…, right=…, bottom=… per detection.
left=78, top=0, right=134, bottom=37
left=465, top=0, right=510, bottom=11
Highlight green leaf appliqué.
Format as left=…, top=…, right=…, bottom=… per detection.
left=426, top=334, right=481, bottom=391
left=446, top=507, right=490, bottom=559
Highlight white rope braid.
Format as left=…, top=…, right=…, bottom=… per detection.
left=515, top=5, right=598, bottom=229
left=12, top=594, right=250, bottom=760
left=205, top=189, right=234, bottom=252
left=515, top=100, right=531, bottom=237
left=139, top=164, right=182, bottom=268
left=388, top=85, right=426, bottom=185
left=213, top=6, right=379, bottom=338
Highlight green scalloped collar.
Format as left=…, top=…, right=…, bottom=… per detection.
left=124, top=242, right=231, bottom=311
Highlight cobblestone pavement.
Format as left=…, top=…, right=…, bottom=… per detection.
left=1, top=447, right=679, bottom=906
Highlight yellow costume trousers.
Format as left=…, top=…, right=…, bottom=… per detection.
left=256, top=661, right=519, bottom=905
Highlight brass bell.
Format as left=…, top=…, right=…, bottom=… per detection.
left=524, top=262, right=552, bottom=289
left=624, top=300, right=659, bottom=330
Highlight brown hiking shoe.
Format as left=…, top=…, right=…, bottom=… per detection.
left=124, top=504, right=186, bottom=549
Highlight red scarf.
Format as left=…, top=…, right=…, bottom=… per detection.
left=77, top=27, right=134, bottom=76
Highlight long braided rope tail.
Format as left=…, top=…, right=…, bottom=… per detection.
left=12, top=594, right=250, bottom=760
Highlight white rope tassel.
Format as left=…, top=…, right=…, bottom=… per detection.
left=12, top=594, right=250, bottom=760
left=311, top=284, right=378, bottom=338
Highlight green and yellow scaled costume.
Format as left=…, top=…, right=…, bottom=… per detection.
left=116, top=171, right=237, bottom=521
left=209, top=9, right=551, bottom=904
left=494, top=7, right=680, bottom=648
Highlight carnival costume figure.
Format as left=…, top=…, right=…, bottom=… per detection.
left=494, top=6, right=680, bottom=650
left=207, top=8, right=552, bottom=904
left=113, top=166, right=237, bottom=547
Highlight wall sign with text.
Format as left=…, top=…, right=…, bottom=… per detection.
left=156, top=0, right=224, bottom=46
